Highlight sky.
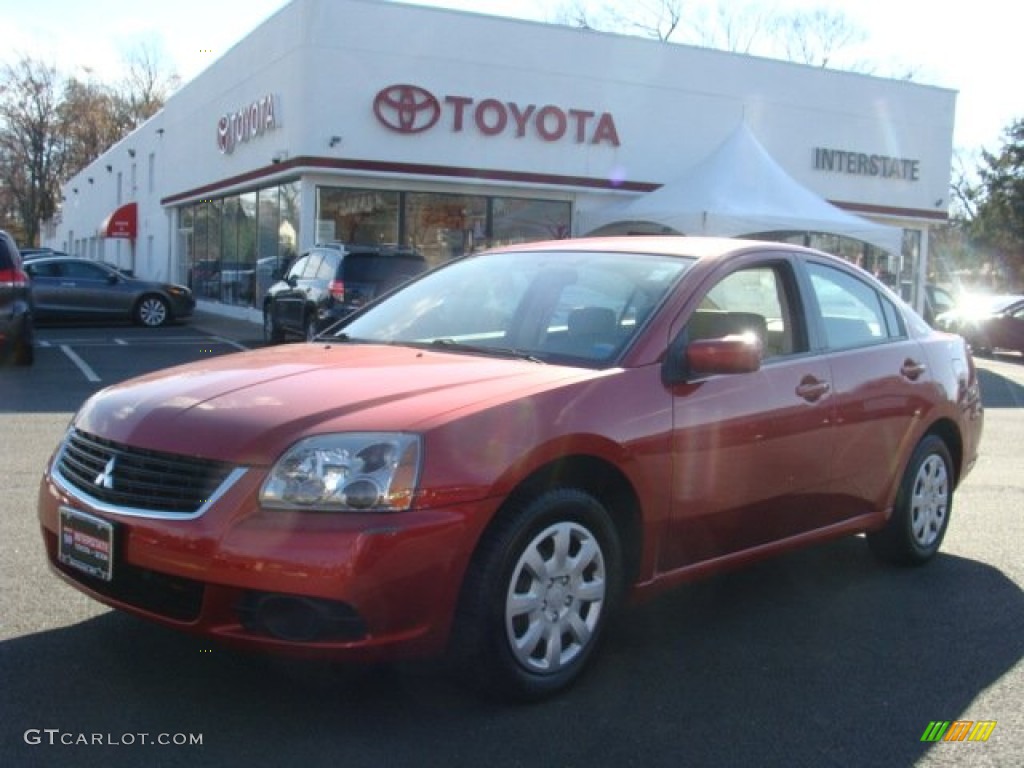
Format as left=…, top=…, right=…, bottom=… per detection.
left=1, top=0, right=1019, bottom=159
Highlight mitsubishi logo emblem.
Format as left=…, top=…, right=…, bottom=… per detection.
left=94, top=457, right=116, bottom=490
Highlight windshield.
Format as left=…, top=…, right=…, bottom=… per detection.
left=331, top=249, right=693, bottom=365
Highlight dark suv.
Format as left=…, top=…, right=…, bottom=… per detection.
left=263, top=243, right=428, bottom=342
left=0, top=230, right=34, bottom=366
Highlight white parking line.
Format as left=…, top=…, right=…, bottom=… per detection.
left=60, top=345, right=101, bottom=382
left=210, top=335, right=249, bottom=352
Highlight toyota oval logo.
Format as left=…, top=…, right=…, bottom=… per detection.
left=373, top=84, right=441, bottom=134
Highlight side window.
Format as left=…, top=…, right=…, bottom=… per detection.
left=806, top=263, right=894, bottom=350
left=315, top=252, right=339, bottom=281
left=880, top=293, right=906, bottom=338
left=62, top=262, right=108, bottom=281
left=286, top=255, right=310, bottom=280
left=689, top=264, right=801, bottom=359
left=301, top=252, right=325, bottom=279
left=26, top=261, right=61, bottom=278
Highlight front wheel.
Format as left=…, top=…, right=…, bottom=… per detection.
left=451, top=488, right=622, bottom=701
left=263, top=306, right=284, bottom=343
left=867, top=435, right=953, bottom=566
left=134, top=295, right=170, bottom=327
left=304, top=314, right=319, bottom=342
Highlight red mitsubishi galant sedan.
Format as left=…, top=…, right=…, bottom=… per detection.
left=39, top=237, right=984, bottom=700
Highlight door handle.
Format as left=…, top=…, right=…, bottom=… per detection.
left=795, top=376, right=830, bottom=402
left=900, top=359, right=927, bottom=380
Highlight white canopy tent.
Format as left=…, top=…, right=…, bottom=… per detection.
left=579, top=123, right=902, bottom=254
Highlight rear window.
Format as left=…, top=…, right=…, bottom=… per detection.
left=0, top=235, right=16, bottom=269
left=343, top=253, right=426, bottom=282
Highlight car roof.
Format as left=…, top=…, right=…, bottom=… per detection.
left=486, top=235, right=815, bottom=262
left=28, top=254, right=103, bottom=264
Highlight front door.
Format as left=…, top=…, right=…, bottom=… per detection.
left=664, top=258, right=837, bottom=569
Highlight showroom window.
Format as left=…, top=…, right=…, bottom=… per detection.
left=492, top=197, right=571, bottom=246
left=315, top=186, right=571, bottom=268
left=317, top=188, right=399, bottom=246
left=181, top=181, right=302, bottom=308
left=406, top=192, right=488, bottom=266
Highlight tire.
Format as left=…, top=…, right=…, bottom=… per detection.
left=963, top=327, right=992, bottom=357
left=14, top=316, right=34, bottom=366
left=451, top=488, right=622, bottom=702
left=304, top=314, right=319, bottom=342
left=867, top=435, right=953, bottom=566
left=263, top=306, right=284, bottom=343
left=134, top=295, right=171, bottom=327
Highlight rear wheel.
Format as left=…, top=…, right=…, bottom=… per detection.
left=134, top=295, right=170, bottom=327
left=451, top=488, right=621, bottom=701
left=867, top=435, right=953, bottom=566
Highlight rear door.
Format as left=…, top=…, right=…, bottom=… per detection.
left=801, top=259, right=931, bottom=517
left=275, top=251, right=324, bottom=333
left=24, top=260, right=66, bottom=317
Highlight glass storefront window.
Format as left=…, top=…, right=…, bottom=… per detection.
left=192, top=200, right=222, bottom=301
left=316, top=188, right=398, bottom=245
left=181, top=182, right=302, bottom=309
left=405, top=192, right=487, bottom=267
left=257, top=187, right=281, bottom=301
left=280, top=181, right=300, bottom=265
left=491, top=197, right=571, bottom=246
left=900, top=229, right=922, bottom=306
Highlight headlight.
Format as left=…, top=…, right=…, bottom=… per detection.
left=260, top=433, right=421, bottom=512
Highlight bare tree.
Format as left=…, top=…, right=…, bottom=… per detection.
left=771, top=7, right=866, bottom=68
left=615, top=0, right=684, bottom=42
left=0, top=56, right=65, bottom=245
left=59, top=74, right=124, bottom=178
left=686, top=2, right=772, bottom=54
left=117, top=42, right=180, bottom=129
left=554, top=0, right=686, bottom=42
left=551, top=1, right=871, bottom=66
left=949, top=149, right=980, bottom=221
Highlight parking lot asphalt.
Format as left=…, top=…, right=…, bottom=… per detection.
left=189, top=307, right=266, bottom=349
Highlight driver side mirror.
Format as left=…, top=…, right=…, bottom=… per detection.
left=687, top=335, right=762, bottom=375
left=663, top=334, right=762, bottom=385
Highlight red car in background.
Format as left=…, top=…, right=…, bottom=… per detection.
left=38, top=237, right=984, bottom=700
left=936, top=294, right=1024, bottom=357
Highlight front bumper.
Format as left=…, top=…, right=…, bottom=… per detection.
left=171, top=294, right=196, bottom=320
left=38, top=465, right=494, bottom=661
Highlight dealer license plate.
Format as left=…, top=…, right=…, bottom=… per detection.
left=58, top=507, right=114, bottom=582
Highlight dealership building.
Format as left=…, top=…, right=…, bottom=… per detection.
left=44, top=0, right=956, bottom=322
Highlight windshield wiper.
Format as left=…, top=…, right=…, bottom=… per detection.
left=429, top=338, right=545, bottom=363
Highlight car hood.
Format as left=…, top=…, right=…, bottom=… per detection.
left=73, top=343, right=604, bottom=465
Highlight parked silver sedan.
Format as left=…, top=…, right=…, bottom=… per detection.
left=24, top=255, right=194, bottom=327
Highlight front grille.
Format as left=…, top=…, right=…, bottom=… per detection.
left=57, top=428, right=235, bottom=516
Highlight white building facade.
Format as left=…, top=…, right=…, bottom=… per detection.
left=45, top=0, right=956, bottom=322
